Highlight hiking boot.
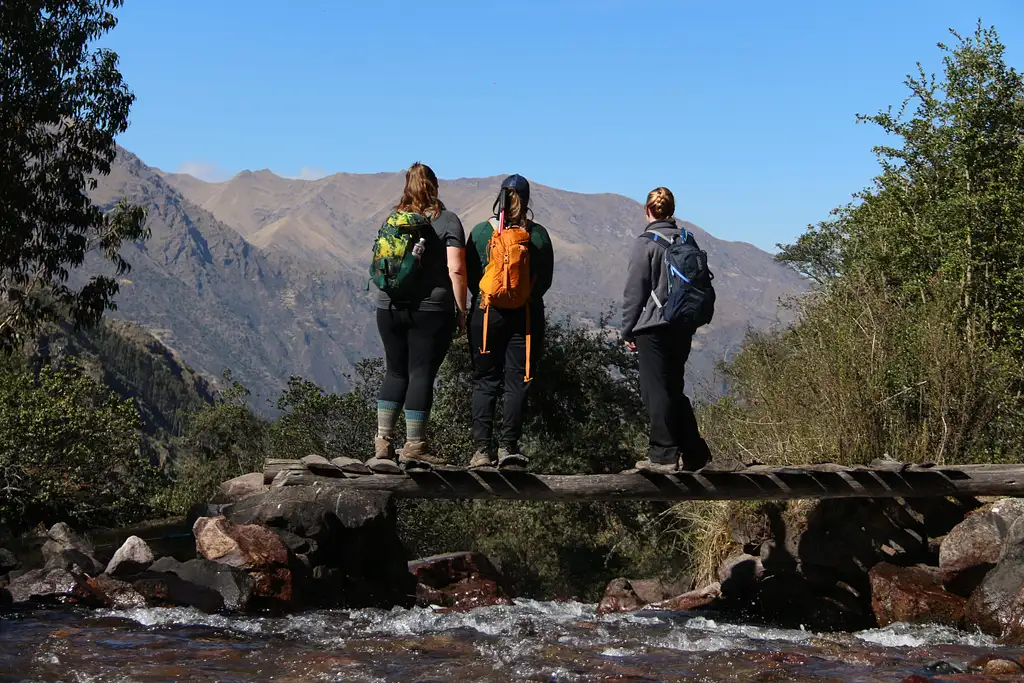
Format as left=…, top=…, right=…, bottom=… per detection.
left=699, top=456, right=746, bottom=473
left=469, top=447, right=497, bottom=469
left=367, top=437, right=402, bottom=475
left=399, top=440, right=446, bottom=470
left=497, top=445, right=530, bottom=471
left=635, top=459, right=678, bottom=474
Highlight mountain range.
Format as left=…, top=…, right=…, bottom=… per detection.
left=81, top=149, right=807, bottom=409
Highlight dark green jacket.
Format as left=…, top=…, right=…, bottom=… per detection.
left=466, top=220, right=554, bottom=309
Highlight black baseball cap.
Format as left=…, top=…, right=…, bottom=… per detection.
left=501, top=174, right=530, bottom=207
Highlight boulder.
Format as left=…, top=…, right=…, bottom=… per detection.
left=869, top=562, right=967, bottom=629
left=596, top=576, right=695, bottom=615
left=984, top=658, right=1023, bottom=676
left=131, top=570, right=225, bottom=613
left=6, top=567, right=99, bottom=606
left=716, top=497, right=977, bottom=631
left=940, top=498, right=1024, bottom=597
left=217, top=472, right=269, bottom=503
left=104, top=536, right=155, bottom=578
left=225, top=487, right=415, bottom=609
left=0, top=548, right=17, bottom=573
left=41, top=523, right=104, bottom=576
left=87, top=575, right=147, bottom=609
left=647, top=583, right=722, bottom=612
left=193, top=516, right=288, bottom=570
left=409, top=552, right=511, bottom=610
left=966, top=514, right=1024, bottom=638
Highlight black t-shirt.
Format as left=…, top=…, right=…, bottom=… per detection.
left=376, top=209, right=465, bottom=312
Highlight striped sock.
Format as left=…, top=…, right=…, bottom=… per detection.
left=405, top=409, right=428, bottom=443
left=377, top=400, right=401, bottom=439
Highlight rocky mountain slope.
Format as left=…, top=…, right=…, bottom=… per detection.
left=81, top=149, right=806, bottom=408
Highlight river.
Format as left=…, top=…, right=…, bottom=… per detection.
left=1, top=601, right=1021, bottom=682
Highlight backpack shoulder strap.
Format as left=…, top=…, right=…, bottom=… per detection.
left=643, top=229, right=677, bottom=248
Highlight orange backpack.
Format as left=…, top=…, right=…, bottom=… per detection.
left=479, top=217, right=534, bottom=381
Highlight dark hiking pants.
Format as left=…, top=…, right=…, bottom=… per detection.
left=377, top=308, right=454, bottom=412
left=635, top=326, right=712, bottom=468
left=468, top=306, right=544, bottom=451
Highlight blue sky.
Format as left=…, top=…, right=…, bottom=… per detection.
left=103, top=0, right=1023, bottom=251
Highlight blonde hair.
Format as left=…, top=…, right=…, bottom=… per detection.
left=492, top=189, right=530, bottom=227
left=395, top=162, right=444, bottom=217
left=646, top=187, right=675, bottom=221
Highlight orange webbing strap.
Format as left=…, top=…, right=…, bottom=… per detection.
left=524, top=303, right=532, bottom=383
left=479, top=302, right=491, bottom=355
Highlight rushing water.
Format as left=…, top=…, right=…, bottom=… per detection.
left=2, top=601, right=1022, bottom=682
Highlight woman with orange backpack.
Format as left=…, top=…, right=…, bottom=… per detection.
left=366, top=162, right=467, bottom=473
left=466, top=174, right=554, bottom=469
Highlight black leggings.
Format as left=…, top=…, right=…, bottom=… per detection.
left=377, top=308, right=454, bottom=411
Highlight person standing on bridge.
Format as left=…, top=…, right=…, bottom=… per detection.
left=466, top=174, right=554, bottom=470
left=366, top=162, right=468, bottom=473
left=621, top=187, right=716, bottom=473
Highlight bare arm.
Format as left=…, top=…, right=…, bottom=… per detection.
left=447, top=246, right=468, bottom=313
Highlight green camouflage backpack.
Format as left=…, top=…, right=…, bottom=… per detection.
left=369, top=211, right=431, bottom=298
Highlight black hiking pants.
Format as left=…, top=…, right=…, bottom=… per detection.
left=635, top=326, right=712, bottom=468
left=377, top=307, right=455, bottom=412
left=468, top=305, right=544, bottom=452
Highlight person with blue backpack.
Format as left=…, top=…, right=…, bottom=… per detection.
left=621, top=187, right=718, bottom=473
left=366, top=162, right=467, bottom=473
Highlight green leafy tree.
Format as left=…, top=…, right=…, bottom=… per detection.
left=0, top=354, right=159, bottom=532
left=0, top=0, right=148, bottom=350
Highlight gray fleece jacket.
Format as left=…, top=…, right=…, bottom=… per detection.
left=620, top=220, right=685, bottom=341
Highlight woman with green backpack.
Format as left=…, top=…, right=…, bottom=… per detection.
left=366, top=162, right=467, bottom=472
left=466, top=174, right=554, bottom=470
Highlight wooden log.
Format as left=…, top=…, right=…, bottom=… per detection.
left=264, top=459, right=308, bottom=485
left=266, top=461, right=1024, bottom=502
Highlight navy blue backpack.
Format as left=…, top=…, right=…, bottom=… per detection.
left=645, top=228, right=716, bottom=331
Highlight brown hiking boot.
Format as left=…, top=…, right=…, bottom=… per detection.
left=469, top=448, right=496, bottom=469
left=399, top=440, right=446, bottom=470
left=497, top=446, right=530, bottom=471
left=367, top=437, right=402, bottom=474
left=635, top=459, right=678, bottom=474
left=699, top=456, right=746, bottom=473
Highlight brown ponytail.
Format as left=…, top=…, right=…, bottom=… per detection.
left=646, top=187, right=675, bottom=221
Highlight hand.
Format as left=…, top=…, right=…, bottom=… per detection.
left=624, top=340, right=637, bottom=352
left=456, top=311, right=467, bottom=337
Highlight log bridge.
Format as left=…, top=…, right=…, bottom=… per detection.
left=263, top=457, right=1024, bottom=502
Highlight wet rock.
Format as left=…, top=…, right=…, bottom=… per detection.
left=869, top=563, right=967, bottom=629
left=131, top=570, right=225, bottom=613
left=194, top=516, right=288, bottom=570
left=597, top=578, right=644, bottom=614
left=983, top=658, right=1023, bottom=676
left=966, top=515, right=1024, bottom=638
left=940, top=499, right=1024, bottom=597
left=104, top=536, right=155, bottom=578
left=900, top=677, right=931, bottom=683
left=646, top=583, right=722, bottom=612
left=217, top=472, right=268, bottom=503
left=596, top=576, right=697, bottom=615
left=6, top=567, right=99, bottom=606
left=225, top=487, right=414, bottom=609
left=410, top=552, right=511, bottom=610
left=41, top=523, right=104, bottom=576
left=0, top=548, right=17, bottom=573
left=87, top=574, right=147, bottom=609
left=0, top=586, right=10, bottom=607
left=717, top=497, right=977, bottom=632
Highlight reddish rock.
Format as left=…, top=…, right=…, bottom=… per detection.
left=900, top=677, right=932, bottom=683
left=131, top=571, right=225, bottom=613
left=218, top=473, right=269, bottom=503
left=966, top=515, right=1024, bottom=638
left=596, top=576, right=697, bottom=615
left=250, top=567, right=294, bottom=609
left=940, top=499, right=1024, bottom=596
left=983, top=658, right=1023, bottom=676
left=87, top=575, right=147, bottom=609
left=193, top=516, right=288, bottom=570
left=409, top=552, right=510, bottom=610
left=597, top=578, right=645, bottom=614
left=647, top=583, right=722, bottom=612
left=870, top=562, right=967, bottom=629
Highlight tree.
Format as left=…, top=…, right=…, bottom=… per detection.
left=778, top=23, right=1024, bottom=357
left=0, top=0, right=148, bottom=350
